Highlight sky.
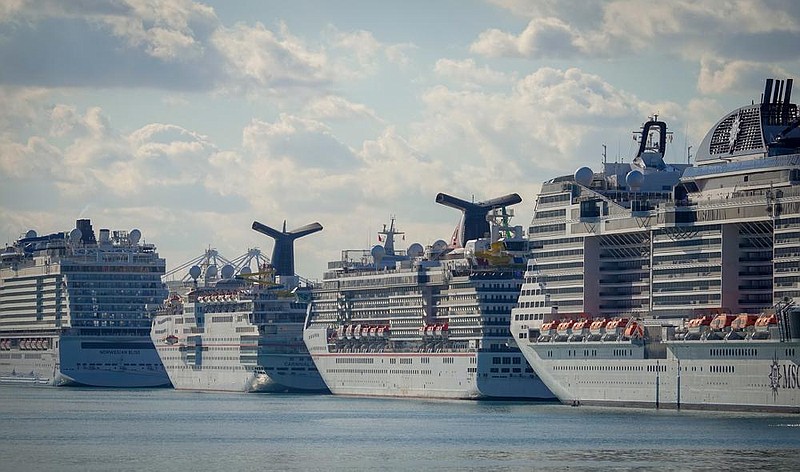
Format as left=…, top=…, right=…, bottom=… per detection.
left=1, top=0, right=799, bottom=281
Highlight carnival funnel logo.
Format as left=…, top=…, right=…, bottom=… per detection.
left=769, top=353, right=782, bottom=399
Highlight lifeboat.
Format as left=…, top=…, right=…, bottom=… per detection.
left=345, top=325, right=354, bottom=340
left=555, top=320, right=575, bottom=341
left=36, top=339, right=44, bottom=350
left=434, top=324, right=443, bottom=336
left=707, top=314, right=737, bottom=339
left=21, top=339, right=29, bottom=350
left=353, top=324, right=362, bottom=340
left=538, top=321, right=556, bottom=342
left=336, top=325, right=345, bottom=339
left=685, top=315, right=712, bottom=340
left=166, top=334, right=179, bottom=345
left=752, top=313, right=778, bottom=339
left=569, top=318, right=591, bottom=342
left=623, top=321, right=644, bottom=340
left=731, top=314, right=759, bottom=331
left=603, top=318, right=629, bottom=341
left=377, top=326, right=386, bottom=338
left=710, top=314, right=736, bottom=331
left=369, top=326, right=377, bottom=337
left=440, top=323, right=449, bottom=338
left=426, top=325, right=435, bottom=337
left=588, top=319, right=607, bottom=341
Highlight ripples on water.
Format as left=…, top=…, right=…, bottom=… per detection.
left=1, top=385, right=799, bottom=471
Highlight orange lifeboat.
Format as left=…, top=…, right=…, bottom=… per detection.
left=603, top=318, right=629, bottom=341
left=755, top=313, right=778, bottom=328
left=538, top=321, right=556, bottom=341
left=710, top=314, right=736, bottom=331
left=730, top=314, right=758, bottom=331
left=555, top=319, right=575, bottom=341
left=752, top=313, right=778, bottom=339
left=623, top=321, right=644, bottom=339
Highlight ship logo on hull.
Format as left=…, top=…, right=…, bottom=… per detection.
left=769, top=353, right=782, bottom=400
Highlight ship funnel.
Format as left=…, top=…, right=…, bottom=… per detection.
left=435, top=193, right=522, bottom=247
left=251, top=220, right=323, bottom=276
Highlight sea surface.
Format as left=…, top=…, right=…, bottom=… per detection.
left=1, top=385, right=799, bottom=471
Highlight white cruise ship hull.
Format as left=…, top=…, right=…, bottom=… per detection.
left=304, top=326, right=553, bottom=400
left=517, top=339, right=800, bottom=413
left=0, top=334, right=170, bottom=387
left=156, top=345, right=327, bottom=393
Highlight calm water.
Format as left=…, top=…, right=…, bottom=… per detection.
left=1, top=385, right=800, bottom=471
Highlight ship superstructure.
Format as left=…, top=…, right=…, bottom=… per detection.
left=0, top=219, right=170, bottom=387
left=511, top=78, right=800, bottom=412
left=150, top=221, right=327, bottom=393
left=303, top=195, right=554, bottom=400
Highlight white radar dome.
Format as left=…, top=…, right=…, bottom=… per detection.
left=431, top=240, right=448, bottom=253
left=574, top=167, right=593, bottom=186
left=69, top=228, right=82, bottom=245
left=406, top=243, right=424, bottom=258
left=371, top=245, right=386, bottom=259
left=626, top=170, right=645, bottom=190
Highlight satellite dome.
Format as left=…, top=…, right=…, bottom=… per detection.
left=625, top=170, right=645, bottom=190
left=239, top=267, right=252, bottom=276
left=69, top=228, right=82, bottom=245
left=129, top=229, right=141, bottom=245
left=189, top=265, right=202, bottom=280
left=431, top=240, right=448, bottom=253
left=371, top=245, right=386, bottom=259
left=574, top=167, right=593, bottom=186
left=406, top=243, right=424, bottom=258
left=25, top=230, right=37, bottom=239
left=221, top=264, right=235, bottom=279
left=206, top=265, right=218, bottom=278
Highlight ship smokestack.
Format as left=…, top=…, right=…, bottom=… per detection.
left=251, top=220, right=322, bottom=276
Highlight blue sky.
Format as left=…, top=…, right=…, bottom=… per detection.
left=2, top=0, right=799, bottom=279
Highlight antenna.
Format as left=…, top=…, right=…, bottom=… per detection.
left=602, top=144, right=607, bottom=165
left=687, top=145, right=693, bottom=165
left=251, top=220, right=323, bottom=276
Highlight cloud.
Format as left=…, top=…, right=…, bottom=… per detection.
left=434, top=58, right=512, bottom=88
left=697, top=57, right=794, bottom=95
left=302, top=95, right=382, bottom=122
left=0, top=1, right=416, bottom=96
left=474, top=1, right=800, bottom=69
left=470, top=17, right=586, bottom=58
left=242, top=114, right=359, bottom=171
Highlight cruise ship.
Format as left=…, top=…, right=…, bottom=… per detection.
left=150, top=221, right=327, bottom=393
left=0, top=219, right=170, bottom=387
left=303, top=194, right=555, bottom=400
left=510, top=78, right=800, bottom=412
